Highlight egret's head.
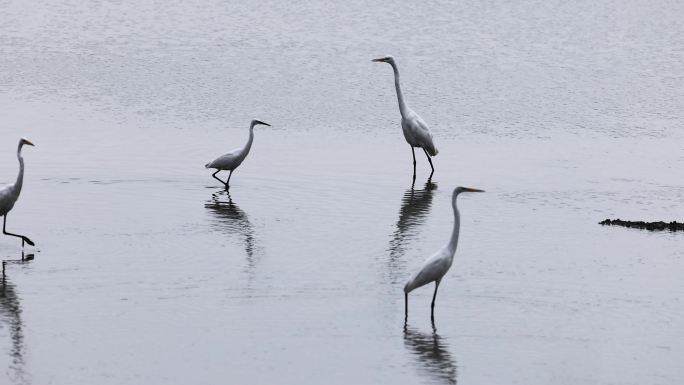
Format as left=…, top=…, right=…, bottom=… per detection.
left=250, top=120, right=271, bottom=128
left=19, top=137, right=34, bottom=147
left=454, top=186, right=485, bottom=197
left=372, top=55, right=395, bottom=64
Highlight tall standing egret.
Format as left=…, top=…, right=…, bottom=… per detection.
left=0, top=138, right=35, bottom=247
left=404, top=186, right=484, bottom=322
left=205, top=120, right=270, bottom=189
left=372, top=55, right=438, bottom=179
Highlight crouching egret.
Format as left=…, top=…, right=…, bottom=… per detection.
left=404, top=186, right=484, bottom=322
left=205, top=120, right=270, bottom=189
left=0, top=138, right=35, bottom=247
left=372, top=55, right=438, bottom=180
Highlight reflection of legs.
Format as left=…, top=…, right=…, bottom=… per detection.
left=430, top=280, right=440, bottom=322
left=423, top=148, right=434, bottom=178
left=3, top=215, right=34, bottom=247
left=411, top=147, right=417, bottom=181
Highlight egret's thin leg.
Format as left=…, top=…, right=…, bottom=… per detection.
left=411, top=147, right=417, bottom=180
left=404, top=292, right=408, bottom=323
left=2, top=215, right=34, bottom=247
left=212, top=170, right=227, bottom=187
left=423, top=148, right=434, bottom=178
left=225, top=170, right=233, bottom=190
left=430, top=280, right=441, bottom=322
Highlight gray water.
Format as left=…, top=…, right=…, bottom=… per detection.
left=1, top=1, right=684, bottom=384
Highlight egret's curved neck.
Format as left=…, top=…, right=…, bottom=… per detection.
left=14, top=143, right=25, bottom=193
left=389, top=61, right=408, bottom=118
left=447, top=196, right=461, bottom=256
left=243, top=127, right=255, bottom=155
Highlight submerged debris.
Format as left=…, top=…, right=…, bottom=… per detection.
left=599, top=219, right=684, bottom=231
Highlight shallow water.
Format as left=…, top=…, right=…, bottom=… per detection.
left=1, top=1, right=684, bottom=384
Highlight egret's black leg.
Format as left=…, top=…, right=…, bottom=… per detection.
left=411, top=147, right=417, bottom=181
left=225, top=170, right=233, bottom=190
left=212, top=170, right=228, bottom=187
left=423, top=148, right=434, bottom=179
left=3, top=215, right=34, bottom=247
left=430, top=280, right=441, bottom=322
left=404, top=292, right=408, bottom=324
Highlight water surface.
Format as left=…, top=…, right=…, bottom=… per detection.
left=0, top=1, right=683, bottom=384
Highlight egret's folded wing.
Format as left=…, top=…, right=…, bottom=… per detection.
left=406, top=115, right=438, bottom=156
left=405, top=255, right=447, bottom=293
left=206, top=149, right=241, bottom=168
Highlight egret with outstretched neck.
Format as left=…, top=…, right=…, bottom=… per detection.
left=205, top=120, right=270, bottom=189
left=404, top=186, right=484, bottom=322
left=372, top=55, right=438, bottom=179
left=0, top=138, right=35, bottom=247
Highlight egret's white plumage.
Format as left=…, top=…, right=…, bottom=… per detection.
left=372, top=55, right=438, bottom=177
left=0, top=138, right=35, bottom=247
left=205, top=119, right=270, bottom=189
left=404, top=186, right=484, bottom=321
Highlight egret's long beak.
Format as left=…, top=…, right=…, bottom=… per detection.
left=463, top=187, right=485, bottom=193
left=254, top=120, right=271, bottom=127
left=24, top=140, right=35, bottom=147
left=371, top=57, right=385, bottom=62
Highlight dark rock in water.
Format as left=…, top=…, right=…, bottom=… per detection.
left=599, top=218, right=684, bottom=231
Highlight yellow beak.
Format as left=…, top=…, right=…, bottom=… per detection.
left=463, top=187, right=485, bottom=193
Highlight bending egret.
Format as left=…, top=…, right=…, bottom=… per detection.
left=404, top=186, right=484, bottom=322
left=372, top=55, right=438, bottom=179
left=205, top=120, right=270, bottom=189
left=0, top=138, right=35, bottom=247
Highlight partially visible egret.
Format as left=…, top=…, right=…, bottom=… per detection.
left=0, top=138, right=35, bottom=247
left=372, top=55, right=438, bottom=179
left=205, top=120, right=270, bottom=189
left=404, top=186, right=484, bottom=322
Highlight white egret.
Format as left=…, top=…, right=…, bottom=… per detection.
left=205, top=120, right=270, bottom=189
left=372, top=55, right=438, bottom=179
left=0, top=138, right=35, bottom=247
left=404, top=186, right=484, bottom=322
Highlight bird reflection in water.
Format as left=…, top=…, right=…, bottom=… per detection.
left=0, top=251, right=33, bottom=385
left=404, top=323, right=458, bottom=385
left=205, top=190, right=260, bottom=273
left=387, top=179, right=437, bottom=283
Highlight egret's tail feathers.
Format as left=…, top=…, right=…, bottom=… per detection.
left=425, top=144, right=438, bottom=157
left=404, top=275, right=418, bottom=294
left=205, top=162, right=212, bottom=168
